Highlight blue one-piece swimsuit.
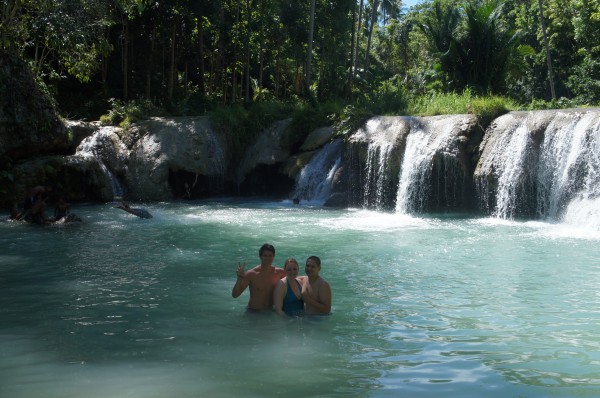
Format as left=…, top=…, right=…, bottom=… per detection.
left=283, top=279, right=304, bottom=316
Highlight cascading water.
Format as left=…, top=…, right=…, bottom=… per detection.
left=98, top=162, right=124, bottom=199
left=348, top=116, right=409, bottom=210
left=395, top=116, right=469, bottom=214
left=475, top=109, right=600, bottom=227
left=292, top=139, right=342, bottom=204
left=362, top=140, right=394, bottom=209
left=75, top=126, right=127, bottom=200
left=492, top=123, right=537, bottom=219
left=537, top=112, right=600, bottom=227
left=207, top=129, right=226, bottom=192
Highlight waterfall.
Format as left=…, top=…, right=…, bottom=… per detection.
left=292, top=140, right=342, bottom=204
left=363, top=140, right=394, bottom=209
left=395, top=117, right=466, bottom=214
left=98, top=162, right=124, bottom=199
left=476, top=110, right=600, bottom=227
left=493, top=124, right=537, bottom=219
left=75, top=126, right=127, bottom=200
left=348, top=116, right=409, bottom=210
left=207, top=129, right=226, bottom=193
left=537, top=112, right=600, bottom=227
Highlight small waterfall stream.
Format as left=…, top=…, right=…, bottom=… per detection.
left=98, top=162, right=124, bottom=199
left=395, top=116, right=469, bottom=214
left=363, top=141, right=394, bottom=209
left=395, top=122, right=430, bottom=213
left=292, top=140, right=342, bottom=204
left=75, top=126, right=126, bottom=200
left=207, top=129, right=226, bottom=193
left=537, top=112, right=600, bottom=226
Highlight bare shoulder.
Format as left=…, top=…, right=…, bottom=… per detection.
left=317, top=277, right=330, bottom=289
left=246, top=265, right=262, bottom=276
left=274, top=267, right=286, bottom=275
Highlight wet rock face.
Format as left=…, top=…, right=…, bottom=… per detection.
left=0, top=54, right=67, bottom=162
left=124, top=117, right=227, bottom=201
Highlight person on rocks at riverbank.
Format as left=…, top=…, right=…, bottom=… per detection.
left=54, top=197, right=70, bottom=220
left=302, top=256, right=332, bottom=315
left=115, top=201, right=153, bottom=219
left=232, top=243, right=286, bottom=311
left=52, top=197, right=82, bottom=223
left=20, top=185, right=52, bottom=224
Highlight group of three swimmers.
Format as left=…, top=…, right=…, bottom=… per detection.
left=231, top=243, right=332, bottom=316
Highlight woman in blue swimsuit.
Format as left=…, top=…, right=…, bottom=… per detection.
left=273, top=258, right=306, bottom=316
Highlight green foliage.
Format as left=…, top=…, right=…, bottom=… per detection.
left=332, top=105, right=374, bottom=137
left=566, top=54, right=600, bottom=105
left=208, top=101, right=292, bottom=162
left=100, top=98, right=165, bottom=129
left=367, top=75, right=408, bottom=115
left=469, top=96, right=518, bottom=127
left=285, top=100, right=344, bottom=148
left=525, top=97, right=582, bottom=110
left=4, top=0, right=599, bottom=122
left=178, top=90, right=217, bottom=116
left=407, top=89, right=473, bottom=116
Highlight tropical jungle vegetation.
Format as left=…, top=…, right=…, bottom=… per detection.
left=2, top=0, right=599, bottom=131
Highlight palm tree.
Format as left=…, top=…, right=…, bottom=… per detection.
left=306, top=0, right=316, bottom=92
left=364, top=0, right=380, bottom=72
left=418, top=0, right=462, bottom=90
left=537, top=0, right=556, bottom=99
left=459, top=0, right=526, bottom=93
left=420, top=0, right=528, bottom=93
left=380, top=0, right=402, bottom=25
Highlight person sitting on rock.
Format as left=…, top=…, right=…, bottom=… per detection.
left=23, top=186, right=51, bottom=224
left=53, top=197, right=82, bottom=223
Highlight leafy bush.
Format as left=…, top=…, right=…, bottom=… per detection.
left=407, top=89, right=473, bottom=116
left=100, top=98, right=165, bottom=129
left=332, top=104, right=373, bottom=137
left=287, top=100, right=344, bottom=147
left=566, top=54, right=600, bottom=105
left=369, top=76, right=408, bottom=115
left=469, top=96, right=518, bottom=127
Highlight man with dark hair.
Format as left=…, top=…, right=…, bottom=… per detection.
left=302, top=255, right=332, bottom=314
left=232, top=243, right=286, bottom=310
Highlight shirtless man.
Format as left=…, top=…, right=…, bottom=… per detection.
left=301, top=256, right=332, bottom=314
left=232, top=243, right=286, bottom=311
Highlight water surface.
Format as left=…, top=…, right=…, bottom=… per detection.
left=1, top=200, right=599, bottom=397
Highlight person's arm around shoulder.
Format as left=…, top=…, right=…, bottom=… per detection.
left=303, top=279, right=332, bottom=314
left=273, top=278, right=287, bottom=316
left=232, top=262, right=250, bottom=298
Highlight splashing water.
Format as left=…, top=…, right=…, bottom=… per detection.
left=395, top=118, right=458, bottom=213
left=292, top=140, right=343, bottom=204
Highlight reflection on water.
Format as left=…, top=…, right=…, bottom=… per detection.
left=1, top=200, right=600, bottom=398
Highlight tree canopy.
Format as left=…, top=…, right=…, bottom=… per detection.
left=2, top=0, right=599, bottom=119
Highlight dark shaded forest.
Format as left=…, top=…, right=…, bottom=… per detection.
left=2, top=0, right=599, bottom=121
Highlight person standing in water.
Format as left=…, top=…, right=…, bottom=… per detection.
left=273, top=258, right=306, bottom=316
left=232, top=243, right=286, bottom=311
left=302, top=256, right=332, bottom=314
